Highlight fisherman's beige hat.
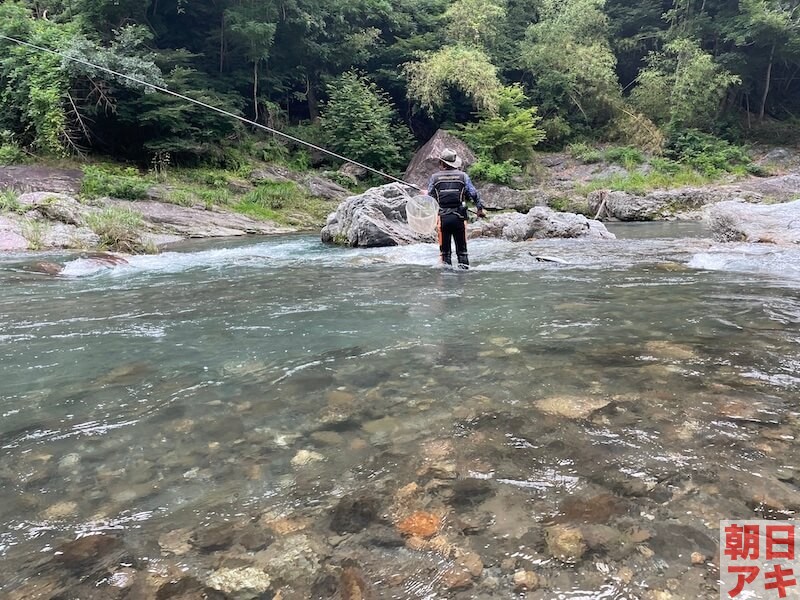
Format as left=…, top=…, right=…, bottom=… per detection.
left=439, top=148, right=462, bottom=169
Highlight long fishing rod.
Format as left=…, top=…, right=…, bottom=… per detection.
left=0, top=33, right=421, bottom=190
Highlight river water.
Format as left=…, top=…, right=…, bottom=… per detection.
left=1, top=225, right=799, bottom=599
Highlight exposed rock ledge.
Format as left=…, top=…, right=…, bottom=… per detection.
left=587, top=187, right=764, bottom=221
left=0, top=192, right=291, bottom=252
left=708, top=199, right=800, bottom=244
left=321, top=184, right=614, bottom=247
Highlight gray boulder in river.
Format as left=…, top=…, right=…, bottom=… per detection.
left=469, top=207, right=615, bottom=241
left=321, top=183, right=433, bottom=247
left=708, top=199, right=800, bottom=244
left=321, top=184, right=615, bottom=247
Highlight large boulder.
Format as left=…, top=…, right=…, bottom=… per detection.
left=469, top=207, right=615, bottom=241
left=321, top=183, right=432, bottom=247
left=707, top=199, right=800, bottom=244
left=588, top=187, right=763, bottom=221
left=403, top=130, right=477, bottom=189
left=17, top=192, right=84, bottom=226
left=250, top=165, right=298, bottom=185
left=754, top=147, right=799, bottom=170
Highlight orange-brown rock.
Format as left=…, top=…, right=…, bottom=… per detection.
left=513, top=570, right=540, bottom=592
left=260, top=515, right=311, bottom=536
left=340, top=565, right=374, bottom=600
left=456, top=551, right=483, bottom=577
left=397, top=511, right=441, bottom=538
left=441, top=567, right=473, bottom=591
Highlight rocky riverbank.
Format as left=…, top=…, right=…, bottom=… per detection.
left=0, top=165, right=335, bottom=252
left=3, top=142, right=799, bottom=254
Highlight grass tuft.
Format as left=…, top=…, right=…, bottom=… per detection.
left=86, top=207, right=147, bottom=253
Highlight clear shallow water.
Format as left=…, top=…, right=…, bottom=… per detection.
left=1, top=229, right=799, bottom=599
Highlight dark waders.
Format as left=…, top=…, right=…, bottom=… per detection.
left=437, top=211, right=469, bottom=269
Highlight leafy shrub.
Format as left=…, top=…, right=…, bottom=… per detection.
left=468, top=159, right=522, bottom=184
left=81, top=165, right=149, bottom=200
left=538, top=116, right=572, bottom=149
left=258, top=137, right=290, bottom=164
left=219, top=146, right=250, bottom=171
left=568, top=143, right=602, bottom=163
left=745, top=163, right=772, bottom=177
left=86, top=207, right=146, bottom=253
left=649, top=157, right=681, bottom=174
left=283, top=122, right=322, bottom=171
left=604, top=146, right=644, bottom=169
left=458, top=85, right=546, bottom=164
left=0, top=145, right=25, bottom=165
left=321, top=171, right=357, bottom=189
left=547, top=197, right=569, bottom=211
left=0, top=131, right=26, bottom=165
left=194, top=169, right=229, bottom=188
left=665, top=129, right=751, bottom=176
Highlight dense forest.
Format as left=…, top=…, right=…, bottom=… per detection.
left=1, top=0, right=800, bottom=177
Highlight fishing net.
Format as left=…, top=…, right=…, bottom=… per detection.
left=406, top=194, right=439, bottom=235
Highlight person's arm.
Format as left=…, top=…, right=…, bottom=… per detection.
left=463, top=173, right=485, bottom=215
left=427, top=174, right=436, bottom=197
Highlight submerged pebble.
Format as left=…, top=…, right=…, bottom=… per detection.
left=291, top=449, right=325, bottom=468
left=41, top=501, right=78, bottom=520
left=206, top=567, right=271, bottom=599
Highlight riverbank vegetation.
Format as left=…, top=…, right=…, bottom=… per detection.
left=0, top=0, right=798, bottom=205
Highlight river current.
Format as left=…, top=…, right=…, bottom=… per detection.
left=1, top=225, right=799, bottom=599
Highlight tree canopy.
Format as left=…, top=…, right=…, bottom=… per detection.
left=1, top=0, right=800, bottom=169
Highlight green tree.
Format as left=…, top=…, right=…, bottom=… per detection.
left=0, top=2, right=77, bottom=154
left=457, top=84, right=545, bottom=163
left=319, top=72, right=413, bottom=171
left=520, top=0, right=621, bottom=126
left=631, top=38, right=741, bottom=130
left=723, top=0, right=800, bottom=123
left=444, top=0, right=507, bottom=46
left=225, top=4, right=277, bottom=123
left=404, top=45, right=503, bottom=114
left=403, top=0, right=505, bottom=115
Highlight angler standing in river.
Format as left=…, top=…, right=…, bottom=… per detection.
left=427, top=149, right=485, bottom=270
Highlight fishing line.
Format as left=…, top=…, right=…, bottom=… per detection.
left=0, top=33, right=421, bottom=190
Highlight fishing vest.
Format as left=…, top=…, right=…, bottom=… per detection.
left=430, top=170, right=468, bottom=215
